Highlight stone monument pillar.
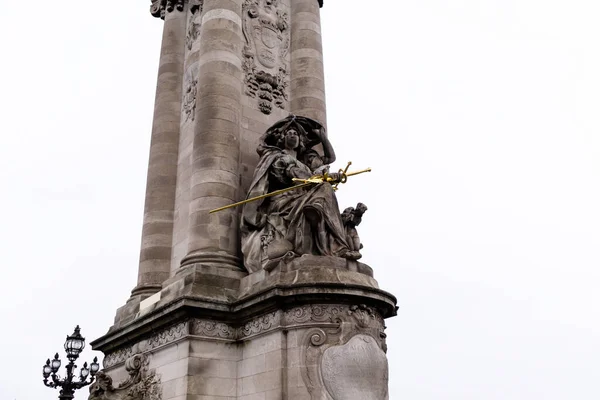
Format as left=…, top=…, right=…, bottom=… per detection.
left=90, top=1, right=397, bottom=399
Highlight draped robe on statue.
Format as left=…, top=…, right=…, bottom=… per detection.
left=241, top=142, right=350, bottom=272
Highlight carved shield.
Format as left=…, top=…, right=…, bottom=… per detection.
left=321, top=335, right=389, bottom=400
left=261, top=26, right=279, bottom=49
left=243, top=1, right=288, bottom=71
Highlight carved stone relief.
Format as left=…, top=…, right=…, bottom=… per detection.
left=321, top=335, right=389, bottom=400
left=146, top=320, right=189, bottom=350
left=103, top=346, right=133, bottom=369
left=242, top=0, right=290, bottom=114
left=183, top=66, right=198, bottom=122
left=89, top=354, right=162, bottom=400
left=150, top=0, right=184, bottom=19
left=185, top=0, right=203, bottom=50
left=300, top=305, right=389, bottom=400
left=191, top=319, right=236, bottom=339
left=241, top=311, right=280, bottom=337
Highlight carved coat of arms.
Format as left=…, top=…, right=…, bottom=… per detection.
left=242, top=0, right=290, bottom=114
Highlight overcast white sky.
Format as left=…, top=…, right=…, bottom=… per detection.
left=1, top=0, right=599, bottom=399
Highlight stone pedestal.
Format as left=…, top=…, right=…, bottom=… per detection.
left=93, top=259, right=395, bottom=400
left=90, top=1, right=397, bottom=399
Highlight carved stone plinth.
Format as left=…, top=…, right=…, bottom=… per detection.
left=92, top=257, right=395, bottom=400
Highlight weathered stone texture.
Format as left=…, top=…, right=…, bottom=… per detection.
left=134, top=8, right=187, bottom=297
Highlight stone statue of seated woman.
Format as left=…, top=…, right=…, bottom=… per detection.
left=240, top=115, right=363, bottom=272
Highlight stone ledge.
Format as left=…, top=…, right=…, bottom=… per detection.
left=91, top=278, right=396, bottom=355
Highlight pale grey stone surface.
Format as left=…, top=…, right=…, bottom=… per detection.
left=322, top=335, right=389, bottom=400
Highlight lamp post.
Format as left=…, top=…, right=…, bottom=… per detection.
left=42, top=326, right=100, bottom=400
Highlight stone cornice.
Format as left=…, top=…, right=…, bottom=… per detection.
left=91, top=282, right=396, bottom=354
left=101, top=304, right=386, bottom=369
left=150, top=0, right=322, bottom=19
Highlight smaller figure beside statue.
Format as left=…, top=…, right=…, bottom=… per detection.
left=235, top=115, right=370, bottom=272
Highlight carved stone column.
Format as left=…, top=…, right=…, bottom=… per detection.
left=131, top=4, right=187, bottom=297
left=290, top=0, right=327, bottom=125
left=179, top=0, right=245, bottom=271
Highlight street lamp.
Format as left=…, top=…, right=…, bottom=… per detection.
left=42, top=326, right=100, bottom=400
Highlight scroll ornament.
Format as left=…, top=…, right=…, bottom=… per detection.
left=150, top=0, right=184, bottom=19
left=88, top=354, right=161, bottom=400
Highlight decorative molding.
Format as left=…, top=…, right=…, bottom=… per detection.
left=285, top=304, right=345, bottom=325
left=89, top=354, right=162, bottom=400
left=102, top=305, right=385, bottom=370
left=146, top=320, right=189, bottom=350
left=242, top=0, right=290, bottom=114
left=191, top=319, right=236, bottom=339
left=103, top=346, right=133, bottom=369
left=241, top=311, right=280, bottom=337
left=150, top=0, right=184, bottom=19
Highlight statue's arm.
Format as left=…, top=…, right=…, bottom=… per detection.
left=315, top=128, right=336, bottom=165
left=272, top=156, right=311, bottom=182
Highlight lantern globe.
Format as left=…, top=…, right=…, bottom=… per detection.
left=80, top=365, right=90, bottom=379
left=51, top=355, right=61, bottom=371
left=64, top=325, right=85, bottom=361
left=90, top=357, right=100, bottom=374
left=43, top=361, right=52, bottom=377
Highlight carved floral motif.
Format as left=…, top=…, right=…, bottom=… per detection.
left=242, top=0, right=290, bottom=114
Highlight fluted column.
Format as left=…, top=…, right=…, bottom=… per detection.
left=290, top=0, right=327, bottom=125
left=132, top=6, right=187, bottom=297
left=180, top=0, right=244, bottom=269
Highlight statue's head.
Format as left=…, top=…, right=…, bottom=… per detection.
left=276, top=127, right=306, bottom=153
left=341, top=207, right=355, bottom=225
left=265, top=115, right=324, bottom=154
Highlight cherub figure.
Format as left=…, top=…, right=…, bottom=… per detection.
left=341, top=202, right=368, bottom=260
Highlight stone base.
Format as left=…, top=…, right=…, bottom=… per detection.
left=92, top=257, right=396, bottom=399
